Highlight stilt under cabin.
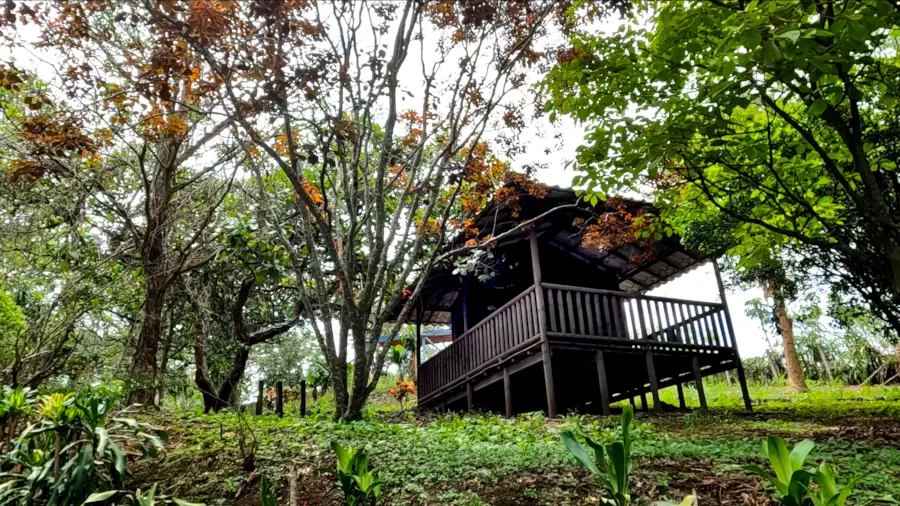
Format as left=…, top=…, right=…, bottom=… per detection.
left=395, top=186, right=752, bottom=416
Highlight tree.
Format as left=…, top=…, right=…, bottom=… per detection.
left=142, top=0, right=595, bottom=420
left=1, top=5, right=245, bottom=404
left=544, top=0, right=900, bottom=337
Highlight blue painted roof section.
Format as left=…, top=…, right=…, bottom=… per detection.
left=379, top=327, right=451, bottom=343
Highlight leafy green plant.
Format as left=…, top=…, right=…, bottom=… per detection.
left=806, top=463, right=855, bottom=506
left=563, top=406, right=695, bottom=506
left=0, top=388, right=168, bottom=505
left=745, top=436, right=856, bottom=506
left=83, top=483, right=204, bottom=506
left=0, top=386, right=35, bottom=449
left=330, top=441, right=383, bottom=506
left=259, top=475, right=278, bottom=506
left=745, top=436, right=816, bottom=506
left=562, top=405, right=634, bottom=506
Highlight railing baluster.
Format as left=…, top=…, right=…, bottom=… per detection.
left=714, top=308, right=728, bottom=347
left=697, top=306, right=710, bottom=345
left=517, top=299, right=526, bottom=345
left=585, top=293, right=596, bottom=336
left=575, top=292, right=586, bottom=335
left=547, top=288, right=558, bottom=332
left=564, top=290, right=576, bottom=334
left=676, top=303, right=687, bottom=343
left=715, top=308, right=730, bottom=347
left=660, top=301, right=669, bottom=338
left=599, top=295, right=609, bottom=336
left=649, top=300, right=661, bottom=339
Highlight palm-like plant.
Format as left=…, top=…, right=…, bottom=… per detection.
left=330, top=441, right=383, bottom=506
left=562, top=406, right=634, bottom=506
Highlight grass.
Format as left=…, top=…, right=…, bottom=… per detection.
left=136, top=382, right=900, bottom=506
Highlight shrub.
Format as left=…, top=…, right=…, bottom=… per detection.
left=0, top=388, right=169, bottom=505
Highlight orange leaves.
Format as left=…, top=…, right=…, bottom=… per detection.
left=423, top=0, right=458, bottom=29
left=186, top=0, right=234, bottom=41
left=576, top=199, right=656, bottom=266
left=274, top=131, right=300, bottom=157
left=389, top=379, right=415, bottom=406
left=401, top=128, right=423, bottom=147
left=19, top=115, right=96, bottom=159
left=294, top=181, right=324, bottom=207
left=398, top=110, right=423, bottom=124
left=8, top=115, right=97, bottom=181
left=140, top=104, right=190, bottom=141
left=302, top=181, right=324, bottom=205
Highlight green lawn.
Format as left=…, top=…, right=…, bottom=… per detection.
left=137, top=383, right=900, bottom=506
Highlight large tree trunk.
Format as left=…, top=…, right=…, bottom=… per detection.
left=816, top=344, right=833, bottom=382
left=766, top=349, right=781, bottom=381
left=771, top=288, right=809, bottom=393
left=131, top=283, right=167, bottom=405
left=130, top=141, right=178, bottom=406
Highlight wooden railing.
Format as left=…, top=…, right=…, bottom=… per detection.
left=418, top=285, right=540, bottom=400
left=541, top=283, right=733, bottom=348
left=418, top=283, right=734, bottom=401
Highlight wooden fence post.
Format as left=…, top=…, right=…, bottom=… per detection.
left=275, top=381, right=284, bottom=418
left=256, top=380, right=264, bottom=415
left=300, top=379, right=307, bottom=417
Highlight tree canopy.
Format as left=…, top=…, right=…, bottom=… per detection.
left=544, top=0, right=900, bottom=334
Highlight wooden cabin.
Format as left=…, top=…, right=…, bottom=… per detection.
left=406, top=187, right=752, bottom=416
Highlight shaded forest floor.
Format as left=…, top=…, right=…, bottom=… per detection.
left=135, top=383, right=900, bottom=506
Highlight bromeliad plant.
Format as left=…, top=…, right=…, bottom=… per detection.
left=745, top=436, right=856, bottom=506
left=562, top=406, right=635, bottom=506
left=330, top=441, right=383, bottom=506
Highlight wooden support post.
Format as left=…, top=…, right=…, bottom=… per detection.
left=645, top=351, right=662, bottom=413
left=735, top=360, right=753, bottom=412
left=503, top=368, right=513, bottom=418
left=300, top=379, right=307, bottom=417
left=676, top=382, right=686, bottom=410
left=640, top=392, right=648, bottom=412
left=629, top=396, right=636, bottom=409
left=466, top=382, right=474, bottom=413
left=462, top=277, right=470, bottom=331
left=275, top=381, right=284, bottom=417
left=415, top=302, right=423, bottom=387
left=713, top=259, right=753, bottom=412
left=595, top=351, right=611, bottom=416
left=692, top=357, right=708, bottom=410
left=255, top=380, right=264, bottom=415
left=529, top=228, right=557, bottom=417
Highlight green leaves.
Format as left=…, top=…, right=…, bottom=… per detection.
left=561, top=405, right=635, bottom=506
left=808, top=99, right=827, bottom=117
left=330, top=441, right=383, bottom=506
left=745, top=436, right=858, bottom=506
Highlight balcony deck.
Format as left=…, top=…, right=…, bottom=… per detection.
left=417, top=282, right=750, bottom=415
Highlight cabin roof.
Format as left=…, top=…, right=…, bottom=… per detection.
left=407, top=186, right=708, bottom=324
